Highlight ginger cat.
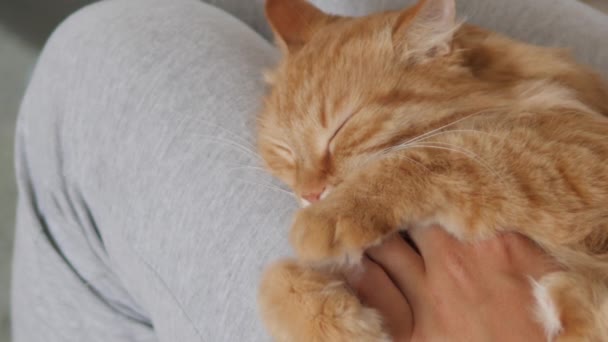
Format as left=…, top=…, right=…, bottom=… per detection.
left=257, top=0, right=608, bottom=340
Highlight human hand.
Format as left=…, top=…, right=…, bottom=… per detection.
left=346, top=226, right=561, bottom=341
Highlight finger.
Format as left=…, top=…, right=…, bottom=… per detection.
left=345, top=256, right=414, bottom=340
left=366, top=233, right=426, bottom=301
left=409, top=225, right=464, bottom=263
left=499, top=233, right=563, bottom=279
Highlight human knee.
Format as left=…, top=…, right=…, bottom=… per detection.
left=43, top=0, right=244, bottom=64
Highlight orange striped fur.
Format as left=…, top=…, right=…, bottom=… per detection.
left=257, top=0, right=608, bottom=340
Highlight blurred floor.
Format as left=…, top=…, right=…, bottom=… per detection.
left=0, top=1, right=606, bottom=342
left=582, top=0, right=608, bottom=12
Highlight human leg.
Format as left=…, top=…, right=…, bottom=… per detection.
left=12, top=0, right=292, bottom=341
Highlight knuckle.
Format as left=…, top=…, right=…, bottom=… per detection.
left=444, top=251, right=473, bottom=284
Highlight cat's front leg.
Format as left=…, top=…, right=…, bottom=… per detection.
left=290, top=190, right=397, bottom=264
left=290, top=155, right=504, bottom=264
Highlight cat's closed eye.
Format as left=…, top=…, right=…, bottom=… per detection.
left=272, top=143, right=294, bottom=162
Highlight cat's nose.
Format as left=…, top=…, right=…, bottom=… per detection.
left=302, top=186, right=326, bottom=204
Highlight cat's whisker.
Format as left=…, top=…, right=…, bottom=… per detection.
left=236, top=179, right=295, bottom=198
left=391, top=155, right=432, bottom=173
left=359, top=125, right=507, bottom=178
left=227, top=165, right=268, bottom=172
left=192, top=120, right=258, bottom=151
left=192, top=135, right=262, bottom=161
left=404, top=143, right=507, bottom=185
left=411, top=129, right=502, bottom=144
left=380, top=128, right=502, bottom=156
left=384, top=107, right=506, bottom=149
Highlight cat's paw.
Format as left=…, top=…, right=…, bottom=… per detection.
left=258, top=260, right=390, bottom=342
left=289, top=199, right=393, bottom=263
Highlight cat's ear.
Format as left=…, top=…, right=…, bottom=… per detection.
left=393, top=0, right=458, bottom=62
left=265, top=0, right=334, bottom=54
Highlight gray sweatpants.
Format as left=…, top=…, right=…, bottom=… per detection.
left=11, top=0, right=608, bottom=341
